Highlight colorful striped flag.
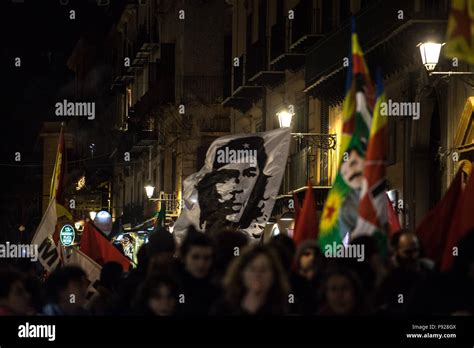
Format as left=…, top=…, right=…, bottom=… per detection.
left=319, top=19, right=374, bottom=251
left=351, top=69, right=389, bottom=255
left=444, top=0, right=474, bottom=64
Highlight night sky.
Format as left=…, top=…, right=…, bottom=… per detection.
left=0, top=0, right=121, bottom=237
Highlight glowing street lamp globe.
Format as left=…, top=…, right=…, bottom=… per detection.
left=144, top=184, right=155, bottom=199
left=418, top=42, right=443, bottom=71
left=277, top=108, right=294, bottom=128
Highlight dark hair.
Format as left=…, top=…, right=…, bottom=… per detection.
left=223, top=245, right=290, bottom=314
left=137, top=244, right=149, bottom=270
left=0, top=269, right=23, bottom=299
left=180, top=226, right=214, bottom=259
left=213, top=228, right=249, bottom=276
left=147, top=227, right=176, bottom=256
left=390, top=229, right=414, bottom=249
left=132, top=275, right=178, bottom=315
left=452, top=228, right=474, bottom=276
left=320, top=267, right=365, bottom=314
left=100, top=262, right=123, bottom=291
left=267, top=234, right=296, bottom=272
left=45, top=266, right=86, bottom=303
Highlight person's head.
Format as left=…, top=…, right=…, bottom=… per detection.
left=100, top=262, right=123, bottom=291
left=452, top=228, right=474, bottom=281
left=322, top=267, right=363, bottom=315
left=135, top=275, right=178, bottom=316
left=223, top=245, right=289, bottom=311
left=295, top=240, right=324, bottom=277
left=267, top=234, right=296, bottom=272
left=391, top=229, right=420, bottom=269
left=0, top=269, right=30, bottom=315
left=45, top=266, right=88, bottom=312
left=212, top=228, right=249, bottom=276
left=147, top=227, right=176, bottom=274
left=180, top=227, right=214, bottom=279
left=196, top=136, right=271, bottom=238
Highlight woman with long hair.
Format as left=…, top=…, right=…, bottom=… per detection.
left=212, top=245, right=290, bottom=315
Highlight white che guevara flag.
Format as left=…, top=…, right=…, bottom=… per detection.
left=174, top=127, right=291, bottom=242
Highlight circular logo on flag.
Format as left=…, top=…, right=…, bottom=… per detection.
left=60, top=224, right=75, bottom=246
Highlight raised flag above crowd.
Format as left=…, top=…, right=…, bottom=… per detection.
left=351, top=69, right=389, bottom=255
left=174, top=127, right=291, bottom=242
left=319, top=19, right=375, bottom=251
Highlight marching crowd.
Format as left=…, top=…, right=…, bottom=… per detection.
left=1, top=226, right=474, bottom=316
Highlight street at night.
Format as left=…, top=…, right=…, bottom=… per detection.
left=0, top=0, right=474, bottom=346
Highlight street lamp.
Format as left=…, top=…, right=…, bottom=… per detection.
left=418, top=42, right=443, bottom=71
left=89, top=211, right=97, bottom=221
left=277, top=107, right=294, bottom=128
left=144, top=145, right=155, bottom=199
left=144, top=183, right=155, bottom=199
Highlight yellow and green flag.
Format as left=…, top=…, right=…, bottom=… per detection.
left=319, top=19, right=375, bottom=251
left=444, top=0, right=474, bottom=64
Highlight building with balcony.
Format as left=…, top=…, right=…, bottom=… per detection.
left=101, top=0, right=232, bottom=228
left=222, top=0, right=474, bottom=232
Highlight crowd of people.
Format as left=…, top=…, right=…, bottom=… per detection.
left=1, top=226, right=474, bottom=316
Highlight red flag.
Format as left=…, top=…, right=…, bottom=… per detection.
left=441, top=163, right=474, bottom=271
left=292, top=180, right=318, bottom=248
left=416, top=168, right=464, bottom=266
left=80, top=222, right=131, bottom=271
left=387, top=195, right=401, bottom=239
left=293, top=192, right=301, bottom=226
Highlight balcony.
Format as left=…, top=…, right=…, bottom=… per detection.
left=289, top=0, right=323, bottom=52
left=150, top=192, right=182, bottom=217
left=280, top=139, right=336, bottom=194
left=244, top=39, right=284, bottom=87
left=304, top=0, right=448, bottom=104
left=270, top=18, right=305, bottom=72
left=137, top=24, right=159, bottom=52
left=222, top=54, right=263, bottom=113
left=176, top=75, right=224, bottom=104
left=111, top=66, right=134, bottom=90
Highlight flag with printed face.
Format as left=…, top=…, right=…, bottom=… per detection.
left=351, top=70, right=389, bottom=255
left=444, top=0, right=474, bottom=64
left=319, top=19, right=375, bottom=251
left=174, top=127, right=291, bottom=242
